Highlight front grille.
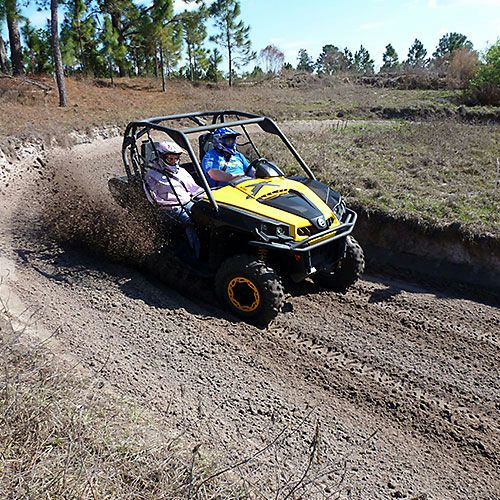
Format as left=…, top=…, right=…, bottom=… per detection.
left=297, top=226, right=313, bottom=236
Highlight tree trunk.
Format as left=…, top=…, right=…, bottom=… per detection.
left=153, top=49, right=158, bottom=78
left=187, top=43, right=194, bottom=81
left=0, top=35, right=8, bottom=74
left=110, top=12, right=126, bottom=77
left=226, top=23, right=232, bottom=87
left=164, top=49, right=171, bottom=78
left=159, top=42, right=166, bottom=92
left=51, top=0, right=67, bottom=107
left=133, top=47, right=139, bottom=76
left=5, top=0, right=23, bottom=75
left=108, top=58, right=114, bottom=86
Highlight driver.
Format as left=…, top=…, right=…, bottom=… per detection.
left=202, top=127, right=253, bottom=187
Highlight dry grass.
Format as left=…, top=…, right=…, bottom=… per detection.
left=1, top=73, right=498, bottom=236
left=0, top=316, right=243, bottom=499
left=1, top=74, right=496, bottom=142
left=0, top=309, right=363, bottom=499
left=259, top=121, right=500, bottom=237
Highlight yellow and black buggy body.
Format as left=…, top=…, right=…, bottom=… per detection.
left=109, top=111, right=365, bottom=324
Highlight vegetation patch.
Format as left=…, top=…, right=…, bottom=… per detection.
left=0, top=317, right=240, bottom=499
left=261, top=121, right=500, bottom=238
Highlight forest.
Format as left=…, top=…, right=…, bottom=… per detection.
left=0, top=0, right=498, bottom=107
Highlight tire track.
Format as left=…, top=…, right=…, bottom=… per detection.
left=267, top=320, right=499, bottom=463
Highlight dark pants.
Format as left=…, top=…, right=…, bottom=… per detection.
left=160, top=201, right=200, bottom=258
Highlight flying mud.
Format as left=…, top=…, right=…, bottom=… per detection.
left=1, top=136, right=499, bottom=498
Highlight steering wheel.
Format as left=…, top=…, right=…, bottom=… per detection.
left=245, top=157, right=266, bottom=176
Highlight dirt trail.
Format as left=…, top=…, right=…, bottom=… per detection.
left=0, top=136, right=499, bottom=498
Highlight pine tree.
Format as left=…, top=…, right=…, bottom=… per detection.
left=316, top=44, right=346, bottom=75
left=51, top=0, right=67, bottom=106
left=209, top=0, right=255, bottom=87
left=61, top=0, right=101, bottom=75
left=0, top=34, right=8, bottom=73
left=98, top=0, right=140, bottom=77
left=297, top=48, right=314, bottom=73
left=205, top=47, right=223, bottom=81
left=433, top=32, right=473, bottom=59
left=129, top=6, right=155, bottom=76
left=22, top=20, right=52, bottom=74
left=405, top=38, right=428, bottom=68
left=100, top=14, right=122, bottom=85
left=150, top=0, right=177, bottom=91
left=342, top=47, right=354, bottom=70
left=354, top=45, right=374, bottom=74
left=181, top=7, right=209, bottom=81
left=381, top=43, right=399, bottom=71
left=4, top=0, right=23, bottom=75
left=0, top=2, right=10, bottom=73
left=162, top=22, right=182, bottom=79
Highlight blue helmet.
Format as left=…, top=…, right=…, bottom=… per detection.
left=213, top=127, right=241, bottom=155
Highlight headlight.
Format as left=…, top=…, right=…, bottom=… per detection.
left=260, top=223, right=290, bottom=238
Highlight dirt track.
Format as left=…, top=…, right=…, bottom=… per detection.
left=1, top=137, right=499, bottom=498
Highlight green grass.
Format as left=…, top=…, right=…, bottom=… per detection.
left=259, top=121, right=500, bottom=237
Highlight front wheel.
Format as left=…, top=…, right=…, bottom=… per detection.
left=312, top=236, right=365, bottom=292
left=215, top=254, right=285, bottom=325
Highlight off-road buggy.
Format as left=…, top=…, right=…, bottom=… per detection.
left=109, top=110, right=364, bottom=324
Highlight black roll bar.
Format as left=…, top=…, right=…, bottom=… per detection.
left=121, top=110, right=317, bottom=213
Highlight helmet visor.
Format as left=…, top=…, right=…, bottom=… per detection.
left=221, top=136, right=237, bottom=147
left=161, top=152, right=181, bottom=164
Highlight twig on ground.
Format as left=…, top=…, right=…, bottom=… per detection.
left=186, top=443, right=201, bottom=500
left=195, top=408, right=315, bottom=494
left=282, top=419, right=321, bottom=499
left=495, top=158, right=499, bottom=195
left=21, top=78, right=52, bottom=92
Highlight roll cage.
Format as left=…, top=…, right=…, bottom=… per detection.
left=122, top=110, right=316, bottom=213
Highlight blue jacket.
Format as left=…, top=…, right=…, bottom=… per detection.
left=202, top=148, right=250, bottom=187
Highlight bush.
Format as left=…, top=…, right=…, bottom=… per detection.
left=467, top=40, right=500, bottom=105
left=447, top=48, right=479, bottom=88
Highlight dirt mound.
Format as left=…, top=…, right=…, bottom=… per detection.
left=359, top=72, right=448, bottom=90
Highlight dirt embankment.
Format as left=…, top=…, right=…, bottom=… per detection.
left=0, top=133, right=499, bottom=497
left=368, top=105, right=500, bottom=124
left=353, top=205, right=500, bottom=292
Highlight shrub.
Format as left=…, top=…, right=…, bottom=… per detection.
left=447, top=48, right=479, bottom=88
left=467, top=40, right=500, bottom=105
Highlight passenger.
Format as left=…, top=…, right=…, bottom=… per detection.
left=144, top=141, right=202, bottom=257
left=201, top=127, right=253, bottom=187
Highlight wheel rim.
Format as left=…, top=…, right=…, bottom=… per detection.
left=227, top=277, right=260, bottom=312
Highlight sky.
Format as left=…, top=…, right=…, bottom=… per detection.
left=3, top=0, right=499, bottom=70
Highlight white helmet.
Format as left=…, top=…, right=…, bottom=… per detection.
left=156, top=141, right=183, bottom=172
left=157, top=141, right=184, bottom=155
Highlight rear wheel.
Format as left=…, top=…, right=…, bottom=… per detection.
left=312, top=236, right=365, bottom=292
left=215, top=254, right=284, bottom=325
